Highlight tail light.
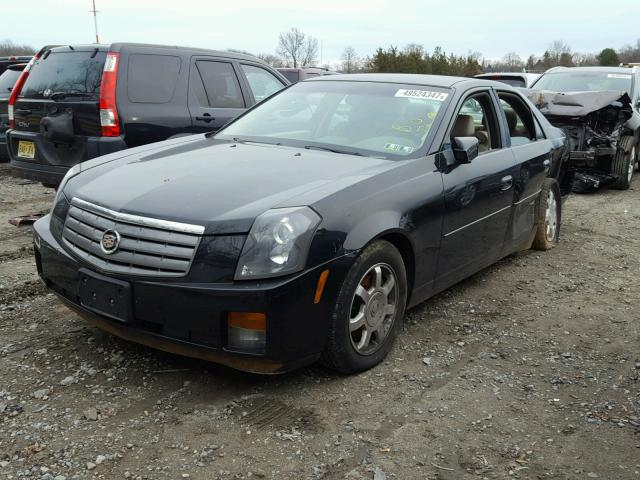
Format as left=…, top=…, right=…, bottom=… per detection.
left=8, top=55, right=38, bottom=129
left=99, top=52, right=120, bottom=137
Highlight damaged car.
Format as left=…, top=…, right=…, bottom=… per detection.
left=527, top=66, right=640, bottom=192
left=33, top=74, right=570, bottom=374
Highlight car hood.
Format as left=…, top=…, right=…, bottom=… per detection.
left=521, top=89, right=632, bottom=117
left=65, top=137, right=399, bottom=234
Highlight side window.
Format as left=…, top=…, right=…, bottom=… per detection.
left=195, top=61, right=245, bottom=108
left=451, top=93, right=500, bottom=155
left=240, top=64, right=284, bottom=103
left=498, top=93, right=537, bottom=146
left=127, top=54, right=181, bottom=103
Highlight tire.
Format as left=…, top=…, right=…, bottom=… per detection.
left=533, top=178, right=561, bottom=251
left=612, top=136, right=635, bottom=190
left=321, top=240, right=407, bottom=373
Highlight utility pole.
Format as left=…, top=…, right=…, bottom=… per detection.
left=90, top=0, right=100, bottom=44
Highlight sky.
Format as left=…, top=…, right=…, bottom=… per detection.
left=3, top=0, right=640, bottom=66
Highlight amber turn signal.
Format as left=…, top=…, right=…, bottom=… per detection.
left=314, top=269, right=330, bottom=304
left=228, top=312, right=267, bottom=331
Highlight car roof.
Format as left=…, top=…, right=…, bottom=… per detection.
left=308, top=73, right=508, bottom=89
left=46, top=43, right=264, bottom=63
left=544, top=66, right=637, bottom=75
left=279, top=67, right=337, bottom=74
left=476, top=72, right=527, bottom=79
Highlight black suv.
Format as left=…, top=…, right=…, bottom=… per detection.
left=277, top=67, right=338, bottom=83
left=0, top=63, right=27, bottom=160
left=7, top=43, right=288, bottom=186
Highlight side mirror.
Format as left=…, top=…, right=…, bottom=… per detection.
left=452, top=136, right=479, bottom=164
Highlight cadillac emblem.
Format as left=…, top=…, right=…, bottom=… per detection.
left=100, top=229, right=121, bottom=254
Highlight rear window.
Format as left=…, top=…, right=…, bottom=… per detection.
left=280, top=71, right=300, bottom=83
left=0, top=69, right=22, bottom=98
left=485, top=76, right=526, bottom=88
left=20, top=50, right=106, bottom=99
left=127, top=54, right=181, bottom=103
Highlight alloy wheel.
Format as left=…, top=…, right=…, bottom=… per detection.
left=545, top=189, right=558, bottom=242
left=349, top=263, right=398, bottom=356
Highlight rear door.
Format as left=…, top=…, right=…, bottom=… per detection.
left=435, top=88, right=518, bottom=289
left=495, top=90, right=553, bottom=252
left=187, top=57, right=247, bottom=133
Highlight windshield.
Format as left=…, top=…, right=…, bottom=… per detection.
left=217, top=81, right=449, bottom=159
left=20, top=50, right=106, bottom=99
left=532, top=71, right=632, bottom=94
left=0, top=69, right=22, bottom=99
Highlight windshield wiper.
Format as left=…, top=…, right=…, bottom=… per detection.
left=303, top=145, right=364, bottom=157
left=48, top=91, right=94, bottom=101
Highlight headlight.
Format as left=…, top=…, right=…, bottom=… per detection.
left=234, top=207, right=321, bottom=280
left=51, top=163, right=82, bottom=214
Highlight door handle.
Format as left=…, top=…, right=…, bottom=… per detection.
left=500, top=175, right=513, bottom=191
left=196, top=113, right=215, bottom=123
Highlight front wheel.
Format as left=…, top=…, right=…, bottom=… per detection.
left=612, top=136, right=635, bottom=190
left=533, top=178, right=561, bottom=251
left=321, top=240, right=407, bottom=373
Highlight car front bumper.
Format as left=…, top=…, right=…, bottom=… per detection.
left=33, top=215, right=354, bottom=374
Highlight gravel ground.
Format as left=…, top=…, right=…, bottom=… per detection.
left=0, top=162, right=638, bottom=480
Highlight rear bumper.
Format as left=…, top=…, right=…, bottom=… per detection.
left=33, top=215, right=354, bottom=374
left=7, top=129, right=127, bottom=185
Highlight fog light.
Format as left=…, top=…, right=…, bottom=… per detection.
left=227, top=312, right=266, bottom=354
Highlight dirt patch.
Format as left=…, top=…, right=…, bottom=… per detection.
left=0, top=162, right=638, bottom=480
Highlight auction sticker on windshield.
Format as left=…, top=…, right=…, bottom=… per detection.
left=395, top=89, right=448, bottom=101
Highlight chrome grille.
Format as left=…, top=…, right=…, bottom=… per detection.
left=62, top=197, right=204, bottom=277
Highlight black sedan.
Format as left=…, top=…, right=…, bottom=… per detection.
left=33, top=74, right=570, bottom=374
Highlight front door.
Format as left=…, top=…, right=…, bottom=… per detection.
left=188, top=59, right=247, bottom=133
left=435, top=90, right=517, bottom=289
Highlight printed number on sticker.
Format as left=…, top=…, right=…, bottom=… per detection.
left=395, top=89, right=448, bottom=101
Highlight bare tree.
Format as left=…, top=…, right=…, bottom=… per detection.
left=501, top=52, right=524, bottom=71
left=619, top=39, right=640, bottom=63
left=257, top=53, right=285, bottom=68
left=547, top=40, right=574, bottom=67
left=277, top=28, right=318, bottom=68
left=0, top=39, right=36, bottom=56
left=341, top=46, right=359, bottom=73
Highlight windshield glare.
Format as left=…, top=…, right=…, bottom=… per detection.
left=217, top=81, right=448, bottom=158
left=533, top=71, right=632, bottom=93
left=20, top=51, right=106, bottom=99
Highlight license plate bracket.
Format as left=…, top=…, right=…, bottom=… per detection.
left=78, top=268, right=133, bottom=323
left=17, top=140, right=35, bottom=159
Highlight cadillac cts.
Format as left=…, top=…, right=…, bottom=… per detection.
left=33, top=74, right=570, bottom=374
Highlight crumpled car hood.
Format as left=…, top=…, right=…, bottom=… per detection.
left=520, top=89, right=632, bottom=117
